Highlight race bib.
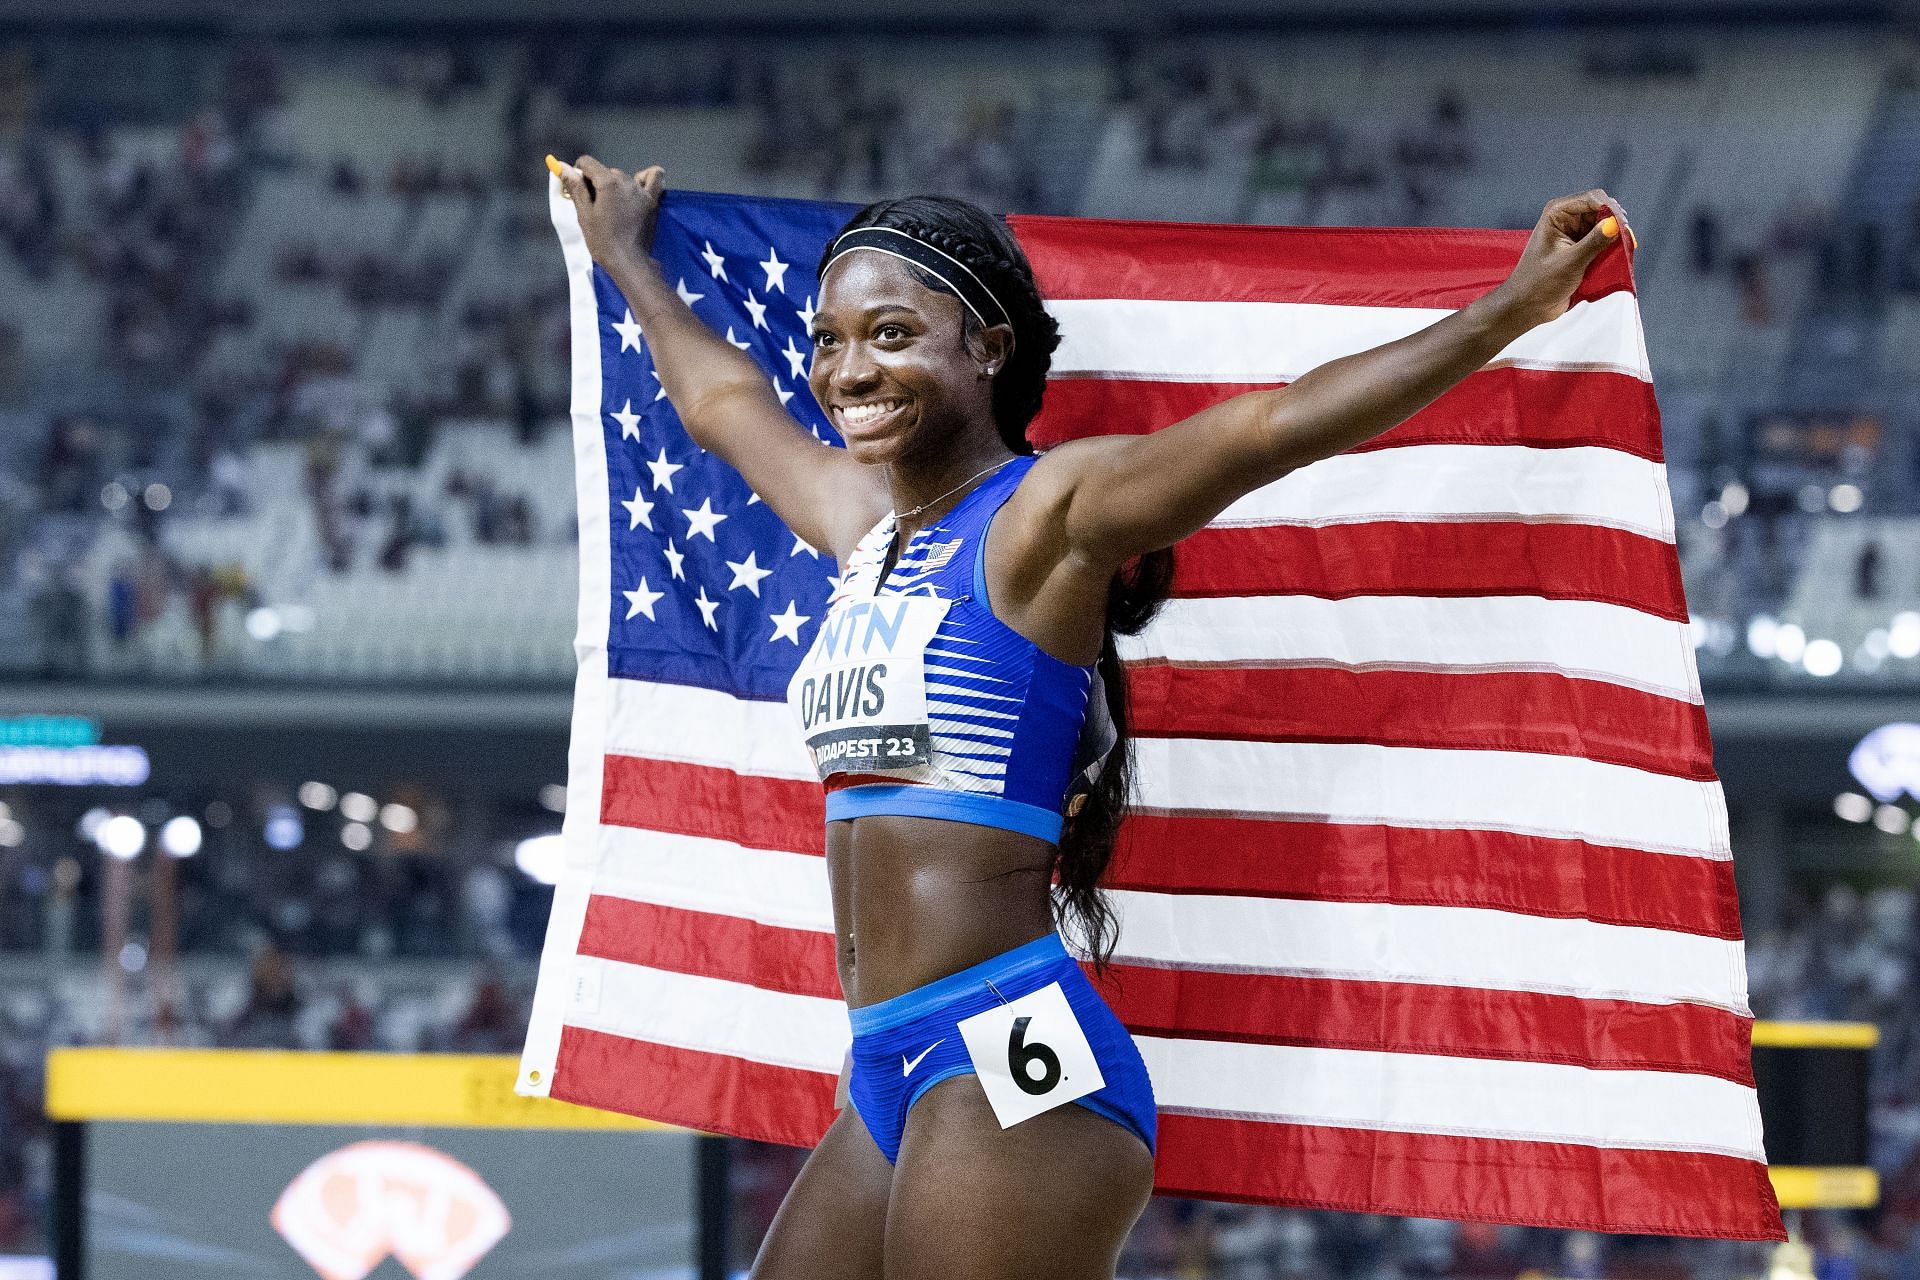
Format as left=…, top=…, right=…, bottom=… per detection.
left=956, top=982, right=1103, bottom=1130
left=788, top=595, right=951, bottom=781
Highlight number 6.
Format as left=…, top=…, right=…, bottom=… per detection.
left=1007, top=1016, right=1062, bottom=1095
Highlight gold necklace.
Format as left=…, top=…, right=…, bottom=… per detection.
left=895, top=458, right=1013, bottom=522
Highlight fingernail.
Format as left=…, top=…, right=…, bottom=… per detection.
left=1599, top=216, right=1620, bottom=239
left=544, top=154, right=566, bottom=179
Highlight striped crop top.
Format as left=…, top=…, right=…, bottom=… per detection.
left=783, top=455, right=1103, bottom=844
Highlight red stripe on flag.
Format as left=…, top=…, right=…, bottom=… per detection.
left=1031, top=367, right=1661, bottom=461
left=1174, top=520, right=1686, bottom=620
left=1127, top=662, right=1714, bottom=780
left=1151, top=1113, right=1784, bottom=1240
left=1095, top=966, right=1754, bottom=1084
left=1009, top=214, right=1636, bottom=310
left=553, top=1026, right=836, bottom=1149
left=602, top=753, right=824, bottom=854
left=578, top=895, right=841, bottom=1001
left=1110, top=814, right=1743, bottom=939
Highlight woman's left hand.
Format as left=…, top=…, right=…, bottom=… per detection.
left=1486, top=188, right=1636, bottom=332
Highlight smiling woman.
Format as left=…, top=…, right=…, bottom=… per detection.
left=552, top=152, right=1634, bottom=1280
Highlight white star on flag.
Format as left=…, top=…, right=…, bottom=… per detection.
left=681, top=497, right=727, bottom=542
left=781, top=335, right=808, bottom=378
left=652, top=370, right=667, bottom=402
left=797, top=294, right=816, bottom=333
left=760, top=246, right=789, bottom=293
left=769, top=600, right=810, bottom=645
left=612, top=309, right=643, bottom=352
left=645, top=447, right=684, bottom=493
left=611, top=399, right=642, bottom=441
left=693, top=585, right=721, bottom=631
left=676, top=277, right=704, bottom=308
left=620, top=487, right=654, bottom=531
left=700, top=240, right=728, bottom=280
left=622, top=577, right=664, bottom=621
left=725, top=551, right=773, bottom=596
left=791, top=533, right=818, bottom=558
left=744, top=290, right=769, bottom=330
left=725, top=326, right=752, bottom=351
left=662, top=539, right=686, bottom=581
left=773, top=378, right=794, bottom=406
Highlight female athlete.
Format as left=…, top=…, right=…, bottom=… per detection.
left=556, top=154, right=1633, bottom=1280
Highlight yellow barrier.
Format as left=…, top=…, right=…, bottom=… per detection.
left=45, top=1048, right=669, bottom=1131
left=1769, top=1166, right=1879, bottom=1209
left=1750, top=1021, right=1879, bottom=1050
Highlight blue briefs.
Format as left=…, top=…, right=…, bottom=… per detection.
left=845, top=932, right=1157, bottom=1164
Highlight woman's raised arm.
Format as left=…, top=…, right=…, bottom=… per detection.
left=1033, top=189, right=1637, bottom=572
left=557, top=156, right=887, bottom=559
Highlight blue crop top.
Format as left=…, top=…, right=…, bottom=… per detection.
left=782, top=455, right=1104, bottom=844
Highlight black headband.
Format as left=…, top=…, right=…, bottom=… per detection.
left=821, top=226, right=1011, bottom=330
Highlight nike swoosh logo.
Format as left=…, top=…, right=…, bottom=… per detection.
left=901, top=1040, right=944, bottom=1077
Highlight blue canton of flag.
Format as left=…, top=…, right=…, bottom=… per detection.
left=598, top=191, right=862, bottom=700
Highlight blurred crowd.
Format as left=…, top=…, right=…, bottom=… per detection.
left=5, top=30, right=1917, bottom=683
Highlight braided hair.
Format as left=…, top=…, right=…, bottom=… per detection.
left=819, top=195, right=1174, bottom=967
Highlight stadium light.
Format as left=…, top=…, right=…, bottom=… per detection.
left=515, top=835, right=566, bottom=885
left=1720, top=482, right=1749, bottom=516
left=1775, top=624, right=1807, bottom=665
left=0, top=818, right=23, bottom=848
left=1834, top=793, right=1873, bottom=823
left=245, top=607, right=282, bottom=641
left=160, top=815, right=202, bottom=858
left=298, top=781, right=338, bottom=811
left=339, top=792, right=377, bottom=824
left=1890, top=613, right=1920, bottom=661
left=98, top=815, right=146, bottom=860
left=1746, top=615, right=1779, bottom=659
left=1700, top=501, right=1727, bottom=529
left=539, top=784, right=567, bottom=814
left=1828, top=484, right=1863, bottom=513
left=378, top=803, right=417, bottom=834
left=341, top=822, right=373, bottom=851
left=1874, top=805, right=1911, bottom=837
left=264, top=806, right=303, bottom=851
left=1803, top=639, right=1843, bottom=678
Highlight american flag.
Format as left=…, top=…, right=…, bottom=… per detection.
left=519, top=181, right=1784, bottom=1240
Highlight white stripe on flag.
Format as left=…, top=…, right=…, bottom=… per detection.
left=1136, top=1037, right=1765, bottom=1160
left=569, top=956, right=850, bottom=1074
left=1108, top=890, right=1749, bottom=1010
left=1125, top=595, right=1702, bottom=703
left=1217, top=444, right=1675, bottom=543
left=606, top=678, right=817, bottom=779
left=598, top=826, right=833, bottom=931
left=1128, top=738, right=1728, bottom=858
left=1050, top=291, right=1650, bottom=383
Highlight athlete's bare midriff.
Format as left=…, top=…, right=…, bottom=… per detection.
left=826, top=813, right=1057, bottom=1008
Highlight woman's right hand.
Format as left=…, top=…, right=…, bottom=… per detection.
left=555, top=156, right=664, bottom=273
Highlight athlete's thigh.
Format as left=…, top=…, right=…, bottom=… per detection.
left=885, top=1076, right=1155, bottom=1280
left=750, top=1108, right=894, bottom=1280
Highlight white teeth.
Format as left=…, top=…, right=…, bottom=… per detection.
left=838, top=399, right=905, bottom=426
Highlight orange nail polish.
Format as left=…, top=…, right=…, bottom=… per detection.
left=544, top=154, right=566, bottom=179
left=1599, top=216, right=1619, bottom=239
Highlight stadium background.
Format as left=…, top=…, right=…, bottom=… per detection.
left=3, top=0, right=1920, bottom=1274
